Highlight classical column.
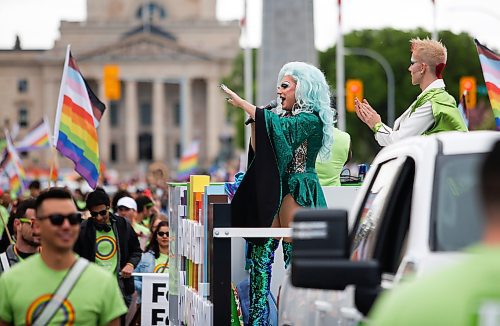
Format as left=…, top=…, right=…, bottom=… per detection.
left=153, top=80, right=165, bottom=161
left=180, top=78, right=192, bottom=154
left=125, top=80, right=138, bottom=163
left=206, top=78, right=220, bottom=162
left=97, top=80, right=110, bottom=163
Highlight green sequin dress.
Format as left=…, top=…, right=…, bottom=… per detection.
left=264, top=110, right=327, bottom=209
left=231, top=108, right=327, bottom=244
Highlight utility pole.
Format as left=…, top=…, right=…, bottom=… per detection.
left=336, top=0, right=346, bottom=131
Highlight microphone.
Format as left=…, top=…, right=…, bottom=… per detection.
left=244, top=100, right=278, bottom=125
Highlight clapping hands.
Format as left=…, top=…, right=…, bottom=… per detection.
left=355, top=98, right=381, bottom=130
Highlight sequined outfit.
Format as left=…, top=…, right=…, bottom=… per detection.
left=233, top=108, right=327, bottom=325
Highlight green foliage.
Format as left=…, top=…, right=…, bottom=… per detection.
left=320, top=28, right=491, bottom=162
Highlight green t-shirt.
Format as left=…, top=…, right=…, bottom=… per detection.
left=141, top=216, right=151, bottom=228
left=370, top=245, right=500, bottom=326
left=153, top=253, right=169, bottom=273
left=0, top=254, right=127, bottom=325
left=95, top=228, right=118, bottom=274
left=316, top=127, right=351, bottom=186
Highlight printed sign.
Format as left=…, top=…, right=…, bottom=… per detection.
left=142, top=274, right=169, bottom=325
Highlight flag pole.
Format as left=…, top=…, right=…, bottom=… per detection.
left=53, top=45, right=71, bottom=147
left=0, top=206, right=13, bottom=245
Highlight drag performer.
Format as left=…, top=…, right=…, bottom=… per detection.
left=221, top=61, right=334, bottom=325
left=355, top=37, right=467, bottom=146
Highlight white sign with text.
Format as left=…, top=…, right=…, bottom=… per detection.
left=141, top=274, right=169, bottom=325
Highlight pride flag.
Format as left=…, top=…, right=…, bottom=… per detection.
left=474, top=39, right=500, bottom=130
left=1, top=131, right=27, bottom=196
left=15, top=118, right=51, bottom=152
left=53, top=45, right=106, bottom=189
left=176, top=141, right=199, bottom=181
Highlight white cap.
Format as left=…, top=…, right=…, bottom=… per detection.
left=117, top=197, right=137, bottom=211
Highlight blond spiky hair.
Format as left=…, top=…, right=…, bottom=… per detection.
left=410, top=37, right=447, bottom=77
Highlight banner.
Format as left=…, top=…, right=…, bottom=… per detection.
left=141, top=274, right=169, bottom=326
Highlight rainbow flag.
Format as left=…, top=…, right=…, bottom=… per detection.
left=474, top=39, right=500, bottom=130
left=176, top=141, right=199, bottom=181
left=1, top=131, right=27, bottom=196
left=53, top=46, right=106, bottom=189
left=15, top=118, right=51, bottom=152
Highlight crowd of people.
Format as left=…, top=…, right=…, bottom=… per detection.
left=0, top=185, right=169, bottom=325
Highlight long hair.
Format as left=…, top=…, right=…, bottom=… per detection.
left=276, top=62, right=334, bottom=161
left=146, top=220, right=169, bottom=259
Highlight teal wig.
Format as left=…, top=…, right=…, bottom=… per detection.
left=276, top=61, right=334, bottom=161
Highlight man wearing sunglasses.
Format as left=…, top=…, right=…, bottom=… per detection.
left=355, top=37, right=467, bottom=146
left=0, top=199, right=40, bottom=274
left=74, top=189, right=141, bottom=307
left=0, top=188, right=127, bottom=325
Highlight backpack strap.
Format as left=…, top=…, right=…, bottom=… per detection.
left=0, top=252, right=10, bottom=272
left=32, top=258, right=90, bottom=326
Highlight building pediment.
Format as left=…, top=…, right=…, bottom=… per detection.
left=79, top=32, right=212, bottom=63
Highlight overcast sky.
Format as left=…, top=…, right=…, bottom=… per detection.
left=0, top=0, right=499, bottom=51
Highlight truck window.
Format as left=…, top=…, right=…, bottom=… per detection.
left=431, top=153, right=485, bottom=251
left=350, top=157, right=409, bottom=262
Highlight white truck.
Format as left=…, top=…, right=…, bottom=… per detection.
left=280, top=131, right=500, bottom=325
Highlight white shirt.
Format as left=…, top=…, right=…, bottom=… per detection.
left=375, top=79, right=445, bottom=147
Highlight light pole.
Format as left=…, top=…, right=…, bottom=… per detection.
left=345, top=47, right=396, bottom=126
left=336, top=0, right=346, bottom=131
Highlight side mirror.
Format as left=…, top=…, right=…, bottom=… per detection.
left=291, top=209, right=381, bottom=291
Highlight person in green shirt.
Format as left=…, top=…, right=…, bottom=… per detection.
left=0, top=187, right=127, bottom=326
left=74, top=189, right=142, bottom=309
left=0, top=199, right=40, bottom=274
left=355, top=37, right=467, bottom=147
left=316, top=108, right=352, bottom=186
left=370, top=140, right=500, bottom=326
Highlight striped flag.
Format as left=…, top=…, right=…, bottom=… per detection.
left=53, top=45, right=106, bottom=189
left=176, top=141, right=200, bottom=181
left=474, top=39, right=500, bottom=130
left=14, top=118, right=51, bottom=152
left=1, top=130, right=27, bottom=196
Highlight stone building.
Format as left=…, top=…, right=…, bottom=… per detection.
left=0, top=0, right=240, bottom=177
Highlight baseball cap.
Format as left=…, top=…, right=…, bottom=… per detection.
left=117, top=197, right=137, bottom=211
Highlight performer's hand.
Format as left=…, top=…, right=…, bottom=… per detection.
left=355, top=98, right=381, bottom=129
left=220, top=84, right=247, bottom=109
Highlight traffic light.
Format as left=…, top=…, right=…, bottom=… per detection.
left=459, top=76, right=476, bottom=109
left=346, top=79, right=363, bottom=112
left=103, top=65, right=121, bottom=101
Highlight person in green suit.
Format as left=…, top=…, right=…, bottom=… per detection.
left=355, top=37, right=467, bottom=146
left=221, top=61, right=334, bottom=325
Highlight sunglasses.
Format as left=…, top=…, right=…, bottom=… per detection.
left=90, top=209, right=108, bottom=218
left=38, top=213, right=82, bottom=226
left=117, top=206, right=131, bottom=211
left=157, top=231, right=169, bottom=238
left=19, top=218, right=33, bottom=225
left=145, top=203, right=154, bottom=209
